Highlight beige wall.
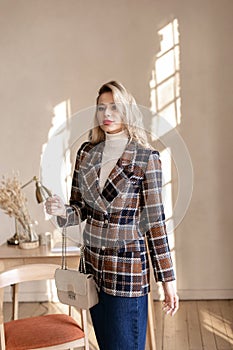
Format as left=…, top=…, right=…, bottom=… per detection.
left=0, top=0, right=232, bottom=299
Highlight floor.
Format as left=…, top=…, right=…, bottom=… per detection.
left=3, top=300, right=233, bottom=350
left=154, top=300, right=233, bottom=350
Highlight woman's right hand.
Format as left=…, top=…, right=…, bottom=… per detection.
left=162, top=281, right=179, bottom=316
left=45, top=195, right=66, bottom=217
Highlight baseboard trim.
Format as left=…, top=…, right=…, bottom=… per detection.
left=175, top=289, right=233, bottom=300
left=151, top=287, right=233, bottom=300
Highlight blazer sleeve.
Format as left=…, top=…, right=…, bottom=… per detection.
left=140, top=150, right=175, bottom=283
left=57, top=143, right=88, bottom=227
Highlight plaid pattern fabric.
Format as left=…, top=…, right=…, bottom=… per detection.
left=59, top=140, right=175, bottom=297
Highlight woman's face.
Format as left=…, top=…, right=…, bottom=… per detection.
left=96, top=92, right=124, bottom=134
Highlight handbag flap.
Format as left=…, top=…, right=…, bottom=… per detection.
left=55, top=268, right=92, bottom=296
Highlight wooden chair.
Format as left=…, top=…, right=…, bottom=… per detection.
left=0, top=264, right=89, bottom=350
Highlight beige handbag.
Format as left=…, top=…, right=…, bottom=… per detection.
left=55, top=225, right=99, bottom=310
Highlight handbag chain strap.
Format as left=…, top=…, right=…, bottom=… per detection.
left=61, top=226, right=67, bottom=270
left=80, top=244, right=86, bottom=274
left=61, top=212, right=86, bottom=273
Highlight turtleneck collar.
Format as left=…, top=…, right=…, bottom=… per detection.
left=105, top=129, right=129, bottom=141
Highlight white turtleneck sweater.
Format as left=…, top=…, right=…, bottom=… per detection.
left=99, top=129, right=129, bottom=191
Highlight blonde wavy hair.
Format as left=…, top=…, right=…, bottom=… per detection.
left=89, top=81, right=149, bottom=147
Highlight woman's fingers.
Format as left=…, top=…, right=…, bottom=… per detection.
left=172, top=295, right=179, bottom=315
left=162, top=295, right=179, bottom=316
left=161, top=281, right=179, bottom=317
left=45, top=195, right=66, bottom=216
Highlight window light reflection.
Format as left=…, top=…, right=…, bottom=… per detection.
left=149, top=18, right=180, bottom=300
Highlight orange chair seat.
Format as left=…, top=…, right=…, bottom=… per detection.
left=4, top=314, right=84, bottom=350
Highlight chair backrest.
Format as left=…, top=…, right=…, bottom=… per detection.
left=0, top=263, right=59, bottom=288
left=0, top=264, right=89, bottom=350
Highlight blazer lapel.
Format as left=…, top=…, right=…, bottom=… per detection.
left=101, top=140, right=138, bottom=204
left=79, top=140, right=138, bottom=212
left=79, top=142, right=108, bottom=212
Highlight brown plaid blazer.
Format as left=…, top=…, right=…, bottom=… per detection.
left=60, top=140, right=175, bottom=297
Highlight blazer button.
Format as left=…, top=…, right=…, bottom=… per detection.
left=103, top=219, right=108, bottom=228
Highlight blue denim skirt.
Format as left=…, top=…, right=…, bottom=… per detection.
left=90, top=290, right=148, bottom=350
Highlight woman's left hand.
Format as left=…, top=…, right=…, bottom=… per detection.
left=45, top=195, right=66, bottom=217
left=162, top=281, right=179, bottom=316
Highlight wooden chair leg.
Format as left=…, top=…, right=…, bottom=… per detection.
left=147, top=292, right=156, bottom=350
left=11, top=283, right=19, bottom=320
left=0, top=323, right=5, bottom=350
left=81, top=309, right=89, bottom=350
left=0, top=288, right=6, bottom=350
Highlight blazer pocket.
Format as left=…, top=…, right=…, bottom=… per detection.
left=117, top=251, right=142, bottom=275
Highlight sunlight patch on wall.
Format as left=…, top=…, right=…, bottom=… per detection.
left=149, top=19, right=180, bottom=299
left=40, top=100, right=72, bottom=206
left=150, top=18, right=181, bottom=139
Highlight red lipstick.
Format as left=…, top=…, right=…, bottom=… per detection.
left=103, top=120, right=113, bottom=125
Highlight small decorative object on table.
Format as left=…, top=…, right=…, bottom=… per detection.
left=0, top=174, right=51, bottom=249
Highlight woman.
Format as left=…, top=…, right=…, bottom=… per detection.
left=46, top=81, right=179, bottom=350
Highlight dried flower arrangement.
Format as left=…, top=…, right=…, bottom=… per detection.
left=0, top=175, right=32, bottom=240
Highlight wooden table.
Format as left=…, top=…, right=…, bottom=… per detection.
left=0, top=243, right=80, bottom=272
